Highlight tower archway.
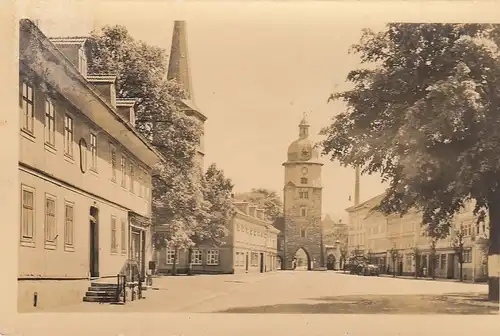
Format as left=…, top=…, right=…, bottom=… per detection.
left=293, top=248, right=312, bottom=271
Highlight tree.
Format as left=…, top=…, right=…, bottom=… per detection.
left=339, top=245, right=348, bottom=272
left=236, top=188, right=283, bottom=221
left=88, top=25, right=205, bottom=260
left=187, top=164, right=234, bottom=274
left=452, top=224, right=466, bottom=281
left=388, top=247, right=400, bottom=277
left=409, top=246, right=422, bottom=278
left=320, top=23, right=500, bottom=301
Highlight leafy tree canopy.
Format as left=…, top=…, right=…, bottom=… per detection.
left=88, top=25, right=233, bottom=251
left=192, top=163, right=235, bottom=247
left=320, top=24, right=500, bottom=245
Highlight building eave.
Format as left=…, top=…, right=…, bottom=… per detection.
left=20, top=19, right=164, bottom=168
left=345, top=192, right=387, bottom=213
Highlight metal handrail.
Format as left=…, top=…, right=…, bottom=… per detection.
left=116, top=259, right=144, bottom=303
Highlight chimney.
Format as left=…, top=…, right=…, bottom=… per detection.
left=256, top=209, right=265, bottom=220
left=233, top=201, right=249, bottom=215
left=116, top=98, right=138, bottom=127
left=248, top=205, right=257, bottom=218
left=86, top=75, right=117, bottom=108
left=49, top=37, right=89, bottom=77
left=354, top=166, right=360, bottom=206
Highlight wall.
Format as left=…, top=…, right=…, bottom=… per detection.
left=156, top=211, right=279, bottom=275
left=19, top=71, right=152, bottom=219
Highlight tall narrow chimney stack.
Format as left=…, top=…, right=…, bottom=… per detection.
left=354, top=166, right=360, bottom=206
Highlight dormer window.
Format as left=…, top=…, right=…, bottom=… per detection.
left=301, top=177, right=308, bottom=184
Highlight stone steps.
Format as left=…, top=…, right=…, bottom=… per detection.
left=83, top=282, right=121, bottom=304
left=82, top=281, right=148, bottom=304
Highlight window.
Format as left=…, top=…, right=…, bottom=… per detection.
left=64, top=202, right=74, bottom=248
left=299, top=190, right=309, bottom=199
left=207, top=249, right=220, bottom=265
left=90, top=133, right=97, bottom=171
left=300, top=227, right=306, bottom=238
left=166, top=249, right=176, bottom=264
left=463, top=249, right=472, bottom=263
left=110, top=143, right=117, bottom=182
left=142, top=168, right=149, bottom=199
left=300, top=177, right=308, bottom=184
left=251, top=252, right=259, bottom=267
left=20, top=80, right=34, bottom=133
left=191, top=249, right=203, bottom=265
left=44, top=195, right=57, bottom=246
left=138, top=168, right=144, bottom=197
left=120, top=219, right=126, bottom=254
left=64, top=114, right=74, bottom=157
left=440, top=254, right=446, bottom=270
left=111, top=216, right=117, bottom=253
left=120, top=156, right=127, bottom=188
left=21, top=186, right=35, bottom=243
left=300, top=206, right=307, bottom=217
left=405, top=255, right=412, bottom=267
left=44, top=99, right=56, bottom=146
left=129, top=161, right=134, bottom=193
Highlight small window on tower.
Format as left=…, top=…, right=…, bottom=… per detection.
left=300, top=206, right=307, bottom=217
left=301, top=177, right=308, bottom=184
left=300, top=227, right=306, bottom=238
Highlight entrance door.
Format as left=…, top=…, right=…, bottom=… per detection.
left=141, top=231, right=146, bottom=279
left=326, top=254, right=335, bottom=270
left=245, top=253, right=249, bottom=271
left=260, top=253, right=264, bottom=273
left=131, top=231, right=140, bottom=262
left=89, top=207, right=99, bottom=278
left=447, top=253, right=455, bottom=279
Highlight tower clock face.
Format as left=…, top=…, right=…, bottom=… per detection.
left=301, top=146, right=312, bottom=160
left=301, top=167, right=308, bottom=175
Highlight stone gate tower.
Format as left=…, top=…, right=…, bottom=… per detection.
left=282, top=115, right=324, bottom=270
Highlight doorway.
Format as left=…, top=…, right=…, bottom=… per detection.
left=260, top=253, right=264, bottom=273
left=141, top=232, right=146, bottom=280
left=245, top=253, right=249, bottom=272
left=89, top=206, right=99, bottom=278
left=326, top=254, right=335, bottom=270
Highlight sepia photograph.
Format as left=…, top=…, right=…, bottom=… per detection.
left=2, top=0, right=500, bottom=334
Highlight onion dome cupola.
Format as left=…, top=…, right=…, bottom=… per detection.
left=286, top=114, right=320, bottom=162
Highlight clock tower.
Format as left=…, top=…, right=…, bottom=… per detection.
left=282, top=114, right=324, bottom=270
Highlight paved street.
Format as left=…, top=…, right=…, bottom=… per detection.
left=42, top=271, right=498, bottom=314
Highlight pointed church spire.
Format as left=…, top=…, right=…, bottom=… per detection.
left=167, top=20, right=194, bottom=100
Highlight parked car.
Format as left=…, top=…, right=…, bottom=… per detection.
left=363, top=264, right=380, bottom=276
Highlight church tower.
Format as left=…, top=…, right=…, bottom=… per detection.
left=167, top=20, right=207, bottom=167
left=282, top=115, right=324, bottom=270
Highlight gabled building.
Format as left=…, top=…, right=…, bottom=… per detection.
left=156, top=200, right=280, bottom=275
left=18, top=19, right=163, bottom=311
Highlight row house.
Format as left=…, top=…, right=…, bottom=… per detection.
left=345, top=192, right=489, bottom=281
left=156, top=201, right=280, bottom=274
left=18, top=19, right=163, bottom=311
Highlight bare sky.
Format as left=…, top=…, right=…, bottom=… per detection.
left=20, top=0, right=400, bottom=220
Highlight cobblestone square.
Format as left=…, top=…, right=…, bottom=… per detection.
left=43, top=271, right=498, bottom=314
